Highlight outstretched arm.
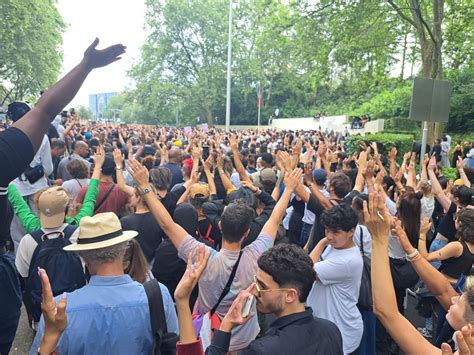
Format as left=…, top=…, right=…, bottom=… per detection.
left=367, top=192, right=438, bottom=355
left=128, top=159, right=188, bottom=250
left=260, top=168, right=302, bottom=239
left=392, top=219, right=458, bottom=311
left=427, top=155, right=451, bottom=212
left=13, top=39, right=125, bottom=152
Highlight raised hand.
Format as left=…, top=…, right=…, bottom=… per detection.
left=388, top=147, right=398, bottom=161
left=441, top=324, right=474, bottom=354
left=284, top=168, right=303, bottom=191
left=127, top=159, right=150, bottom=189
left=428, top=154, right=437, bottom=171
left=304, top=162, right=314, bottom=185
left=174, top=245, right=210, bottom=303
left=113, top=148, right=124, bottom=167
left=93, top=145, right=105, bottom=167
left=82, top=38, right=126, bottom=70
left=38, top=268, right=67, bottom=352
left=363, top=192, right=392, bottom=242
left=457, top=156, right=465, bottom=171
left=391, top=218, right=413, bottom=252
left=420, top=217, right=432, bottom=236
left=240, top=180, right=258, bottom=192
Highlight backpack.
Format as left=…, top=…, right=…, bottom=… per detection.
left=25, top=225, right=86, bottom=322
left=143, top=279, right=179, bottom=355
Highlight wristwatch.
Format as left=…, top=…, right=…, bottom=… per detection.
left=141, top=186, right=152, bottom=195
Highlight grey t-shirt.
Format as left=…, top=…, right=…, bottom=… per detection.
left=178, top=232, right=274, bottom=351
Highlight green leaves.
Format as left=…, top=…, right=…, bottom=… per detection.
left=0, top=0, right=65, bottom=105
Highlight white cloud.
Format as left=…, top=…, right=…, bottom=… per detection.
left=57, top=0, right=147, bottom=108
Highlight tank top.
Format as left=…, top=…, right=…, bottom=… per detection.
left=440, top=241, right=474, bottom=279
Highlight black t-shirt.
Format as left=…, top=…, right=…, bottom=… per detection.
left=161, top=185, right=186, bottom=216
left=436, top=202, right=458, bottom=242
left=152, top=238, right=186, bottom=298
left=0, top=127, right=33, bottom=247
left=120, top=212, right=163, bottom=262
left=0, top=127, right=34, bottom=187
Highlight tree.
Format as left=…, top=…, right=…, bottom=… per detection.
left=0, top=0, right=65, bottom=105
left=76, top=105, right=93, bottom=120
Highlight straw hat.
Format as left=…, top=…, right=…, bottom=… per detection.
left=64, top=212, right=137, bottom=251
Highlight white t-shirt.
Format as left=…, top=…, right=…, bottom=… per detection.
left=15, top=224, right=79, bottom=278
left=307, top=245, right=363, bottom=353
left=13, top=135, right=53, bottom=196
left=353, top=224, right=372, bottom=259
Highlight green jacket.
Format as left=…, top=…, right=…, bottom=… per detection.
left=8, top=179, right=99, bottom=234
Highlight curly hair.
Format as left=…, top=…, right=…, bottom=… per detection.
left=321, top=203, right=358, bottom=232
left=258, top=244, right=316, bottom=303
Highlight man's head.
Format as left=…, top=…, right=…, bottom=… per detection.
left=64, top=212, right=138, bottom=274
left=150, top=167, right=172, bottom=191
left=253, top=244, right=316, bottom=315
left=321, top=204, right=358, bottom=249
left=37, top=186, right=70, bottom=228
left=100, top=156, right=116, bottom=176
left=50, top=140, right=66, bottom=159
left=260, top=153, right=273, bottom=168
left=219, top=200, right=254, bottom=243
left=73, top=140, right=90, bottom=158
left=6, top=102, right=31, bottom=122
left=168, top=149, right=181, bottom=163
left=312, top=168, right=327, bottom=187
left=328, top=173, right=352, bottom=199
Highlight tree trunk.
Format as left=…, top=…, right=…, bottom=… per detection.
left=400, top=32, right=408, bottom=80
left=202, top=105, right=214, bottom=127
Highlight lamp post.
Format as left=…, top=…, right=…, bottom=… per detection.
left=225, top=0, right=235, bottom=132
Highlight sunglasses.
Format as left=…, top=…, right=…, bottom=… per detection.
left=253, top=275, right=292, bottom=298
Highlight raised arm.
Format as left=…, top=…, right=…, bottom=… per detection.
left=457, top=156, right=471, bottom=187
left=230, top=135, right=251, bottom=183
left=388, top=147, right=398, bottom=179
left=128, top=159, right=189, bottom=250
left=216, top=152, right=234, bottom=193
left=260, top=168, right=302, bottom=239
left=392, top=219, right=458, bottom=311
left=427, top=155, right=452, bottom=212
left=367, top=192, right=438, bottom=355
left=113, top=148, right=134, bottom=197
left=12, top=39, right=125, bottom=152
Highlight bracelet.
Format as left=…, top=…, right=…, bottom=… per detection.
left=406, top=249, right=419, bottom=261
left=410, top=253, right=423, bottom=262
left=115, top=166, right=122, bottom=170
left=419, top=237, right=426, bottom=241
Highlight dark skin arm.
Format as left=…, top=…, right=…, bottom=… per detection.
left=12, top=38, right=125, bottom=152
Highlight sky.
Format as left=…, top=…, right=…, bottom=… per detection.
left=57, top=0, right=147, bottom=108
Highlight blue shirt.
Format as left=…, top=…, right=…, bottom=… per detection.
left=30, top=275, right=178, bottom=355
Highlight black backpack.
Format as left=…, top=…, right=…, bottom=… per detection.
left=143, top=279, right=179, bottom=355
left=25, top=225, right=86, bottom=322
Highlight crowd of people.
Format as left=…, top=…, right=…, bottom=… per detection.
left=1, top=39, right=474, bottom=355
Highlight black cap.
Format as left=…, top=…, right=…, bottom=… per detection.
left=6, top=102, right=31, bottom=122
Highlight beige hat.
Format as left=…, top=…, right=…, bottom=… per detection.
left=190, top=183, right=210, bottom=199
left=38, top=187, right=69, bottom=228
left=259, top=168, right=277, bottom=184
left=64, top=212, right=137, bottom=251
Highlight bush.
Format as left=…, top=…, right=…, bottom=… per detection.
left=441, top=167, right=459, bottom=181
left=346, top=133, right=414, bottom=158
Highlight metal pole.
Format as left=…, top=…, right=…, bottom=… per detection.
left=257, top=81, right=261, bottom=132
left=419, top=120, right=428, bottom=172
left=225, top=0, right=233, bottom=132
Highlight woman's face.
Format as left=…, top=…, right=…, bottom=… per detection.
left=446, top=293, right=469, bottom=330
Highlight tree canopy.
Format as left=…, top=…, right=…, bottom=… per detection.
left=0, top=0, right=65, bottom=106
left=108, top=1, right=474, bottom=135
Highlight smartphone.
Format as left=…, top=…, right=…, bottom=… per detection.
left=203, top=145, right=210, bottom=160
left=241, top=295, right=255, bottom=318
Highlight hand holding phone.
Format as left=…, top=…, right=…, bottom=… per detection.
left=241, top=295, right=255, bottom=318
